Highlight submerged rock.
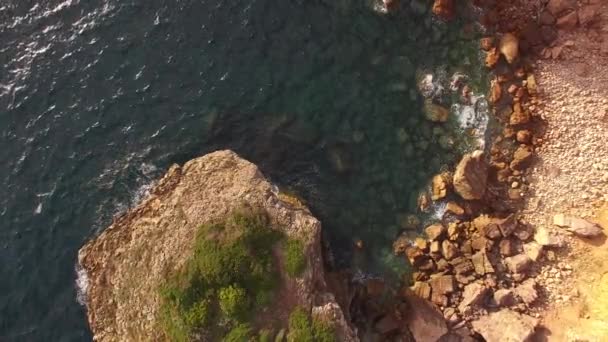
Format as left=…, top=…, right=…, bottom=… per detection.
left=432, top=0, right=455, bottom=21
left=453, top=151, right=488, bottom=200
left=78, top=150, right=356, bottom=341
left=424, top=99, right=450, bottom=122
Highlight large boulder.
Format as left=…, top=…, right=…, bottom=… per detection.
left=78, top=150, right=357, bottom=341
left=499, top=33, right=519, bottom=64
left=453, top=151, right=488, bottom=200
left=472, top=310, right=538, bottom=342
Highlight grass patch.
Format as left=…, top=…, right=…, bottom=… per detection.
left=284, top=239, right=306, bottom=277
left=158, top=208, right=309, bottom=341
left=286, top=307, right=335, bottom=342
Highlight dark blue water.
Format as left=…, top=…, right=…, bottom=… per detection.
left=0, top=0, right=487, bottom=340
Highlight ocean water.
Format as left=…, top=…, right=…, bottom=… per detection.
left=0, top=0, right=488, bottom=340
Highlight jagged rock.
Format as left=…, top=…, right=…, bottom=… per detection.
left=405, top=295, right=449, bottom=342
left=418, top=258, right=436, bottom=272
left=445, top=202, right=465, bottom=217
left=497, top=214, right=518, bottom=237
left=499, top=239, right=518, bottom=257
left=504, top=254, right=532, bottom=274
left=430, top=241, right=441, bottom=254
left=472, top=310, right=538, bottom=342
left=526, top=75, right=538, bottom=95
left=447, top=223, right=462, bottom=241
left=514, top=279, right=538, bottom=305
left=460, top=240, right=473, bottom=255
left=453, top=151, right=488, bottom=200
left=411, top=281, right=432, bottom=300
left=513, top=226, right=532, bottom=241
left=431, top=173, right=450, bottom=200
left=494, top=289, right=516, bottom=307
left=485, top=48, right=500, bottom=68
left=77, top=150, right=357, bottom=341
left=424, top=100, right=450, bottom=122
left=556, top=11, right=578, bottom=30
left=510, top=146, right=534, bottom=171
left=436, top=258, right=450, bottom=272
left=579, top=5, right=601, bottom=26
left=480, top=37, right=495, bottom=51
left=523, top=242, right=543, bottom=262
left=489, top=79, right=502, bottom=104
left=426, top=224, right=447, bottom=241
left=472, top=250, right=495, bottom=275
left=516, top=130, right=532, bottom=144
left=429, top=275, right=455, bottom=300
left=471, top=236, right=491, bottom=251
left=459, top=283, right=489, bottom=313
left=499, top=33, right=519, bottom=64
left=442, top=240, right=459, bottom=260
left=547, top=0, right=576, bottom=16
left=452, top=257, right=475, bottom=275
left=509, top=102, right=530, bottom=126
left=534, top=226, right=565, bottom=247
left=415, top=237, right=429, bottom=251
left=553, top=214, right=605, bottom=238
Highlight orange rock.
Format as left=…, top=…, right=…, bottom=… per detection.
left=489, top=79, right=502, bottom=104
left=432, top=0, right=455, bottom=21
left=485, top=48, right=500, bottom=68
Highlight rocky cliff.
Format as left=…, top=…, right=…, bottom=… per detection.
left=78, top=150, right=356, bottom=341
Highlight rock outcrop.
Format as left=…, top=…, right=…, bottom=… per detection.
left=453, top=150, right=488, bottom=200
left=78, top=150, right=356, bottom=341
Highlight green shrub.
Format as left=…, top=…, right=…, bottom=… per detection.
left=284, top=239, right=306, bottom=277
left=258, top=329, right=272, bottom=342
left=223, top=323, right=253, bottom=342
left=219, top=285, right=249, bottom=320
left=158, top=208, right=284, bottom=340
left=286, top=307, right=335, bottom=342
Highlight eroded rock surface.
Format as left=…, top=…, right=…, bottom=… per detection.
left=78, top=150, right=356, bottom=341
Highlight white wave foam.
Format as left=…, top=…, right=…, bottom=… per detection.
left=75, top=263, right=89, bottom=306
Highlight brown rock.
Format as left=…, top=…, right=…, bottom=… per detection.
left=442, top=240, right=459, bottom=260
left=460, top=240, right=473, bottom=255
left=453, top=150, right=488, bottom=200
left=556, top=11, right=578, bottom=30
left=504, top=254, right=533, bottom=274
left=499, top=33, right=519, bottom=64
left=516, top=130, right=532, bottom=144
left=429, top=275, right=456, bottom=296
left=411, top=281, right=432, bottom=300
left=432, top=0, right=455, bottom=21
left=526, top=74, right=538, bottom=96
left=509, top=102, right=531, bottom=125
left=405, top=246, right=425, bottom=266
left=497, top=214, right=518, bottom=237
left=406, top=295, right=449, bottom=342
left=510, top=146, right=534, bottom=171
left=523, top=242, right=543, bottom=262
left=426, top=223, right=447, bottom=241
left=472, top=310, right=538, bottom=342
left=514, top=279, right=538, bottom=305
left=553, top=214, right=605, bottom=238
left=471, top=236, right=490, bottom=251
left=547, top=0, right=576, bottom=16
left=578, top=5, right=601, bottom=26
left=375, top=314, right=401, bottom=335
left=431, top=173, right=450, bottom=201
left=424, top=100, right=450, bottom=122
left=447, top=222, right=462, bottom=241
left=445, top=202, right=465, bottom=217
left=494, top=289, right=516, bottom=307
left=436, top=258, right=450, bottom=272
left=394, top=236, right=410, bottom=254
left=415, top=237, right=429, bottom=251
left=472, top=250, right=495, bottom=275
left=534, top=226, right=565, bottom=247
left=452, top=258, right=475, bottom=275
left=430, top=241, right=441, bottom=254
left=459, top=283, right=489, bottom=313
left=489, top=79, right=502, bottom=104
left=499, top=239, right=518, bottom=257
left=485, top=48, right=500, bottom=68
left=480, top=37, right=495, bottom=51
left=418, top=258, right=436, bottom=272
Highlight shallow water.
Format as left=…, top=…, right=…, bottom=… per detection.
left=0, top=0, right=487, bottom=340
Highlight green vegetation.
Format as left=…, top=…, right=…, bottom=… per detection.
left=283, top=239, right=306, bottom=277
left=286, top=307, right=335, bottom=342
left=158, top=208, right=309, bottom=341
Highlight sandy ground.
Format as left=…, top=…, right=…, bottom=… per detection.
left=520, top=1, right=608, bottom=340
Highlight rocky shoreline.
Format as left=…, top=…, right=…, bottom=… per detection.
left=393, top=0, right=608, bottom=340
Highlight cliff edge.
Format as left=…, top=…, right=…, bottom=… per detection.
left=78, top=150, right=356, bottom=341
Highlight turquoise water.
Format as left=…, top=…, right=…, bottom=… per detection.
left=0, top=0, right=487, bottom=340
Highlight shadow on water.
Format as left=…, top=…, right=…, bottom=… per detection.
left=0, top=0, right=488, bottom=340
